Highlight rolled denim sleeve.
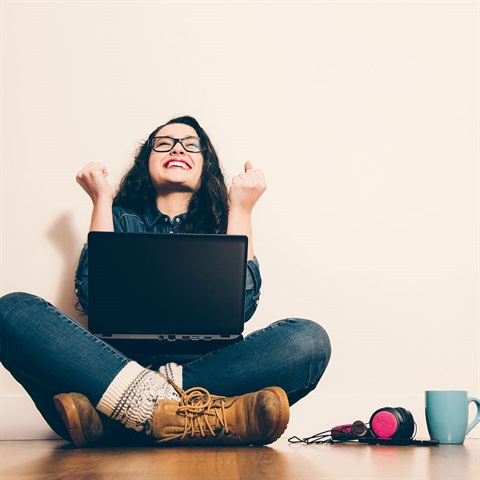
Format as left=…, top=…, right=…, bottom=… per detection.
left=74, top=212, right=126, bottom=312
left=245, top=256, right=262, bottom=322
left=74, top=243, right=89, bottom=313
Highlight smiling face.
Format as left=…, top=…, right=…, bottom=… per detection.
left=148, top=123, right=204, bottom=194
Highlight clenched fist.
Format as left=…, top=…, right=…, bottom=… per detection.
left=229, top=161, right=266, bottom=214
left=76, top=162, right=113, bottom=204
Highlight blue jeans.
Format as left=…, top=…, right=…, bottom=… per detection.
left=0, top=292, right=331, bottom=441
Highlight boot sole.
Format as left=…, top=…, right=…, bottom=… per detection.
left=53, top=394, right=88, bottom=448
left=260, top=387, right=290, bottom=445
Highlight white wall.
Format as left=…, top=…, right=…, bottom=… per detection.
left=1, top=0, right=478, bottom=440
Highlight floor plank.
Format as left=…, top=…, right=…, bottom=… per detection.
left=0, top=438, right=479, bottom=480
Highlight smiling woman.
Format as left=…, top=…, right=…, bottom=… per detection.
left=148, top=125, right=205, bottom=209
left=0, top=115, right=331, bottom=448
left=113, top=116, right=229, bottom=236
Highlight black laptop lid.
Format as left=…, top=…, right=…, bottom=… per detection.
left=87, top=232, right=248, bottom=337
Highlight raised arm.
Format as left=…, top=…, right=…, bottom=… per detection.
left=76, top=162, right=114, bottom=232
left=227, top=161, right=266, bottom=261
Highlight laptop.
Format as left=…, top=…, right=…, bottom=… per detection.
left=87, top=231, right=248, bottom=354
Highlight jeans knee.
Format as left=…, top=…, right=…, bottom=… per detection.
left=284, top=318, right=332, bottom=377
left=0, top=292, right=38, bottom=328
left=0, top=293, right=33, bottom=360
left=1, top=291, right=36, bottom=309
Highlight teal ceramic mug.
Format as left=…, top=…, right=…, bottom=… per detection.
left=425, top=390, right=480, bottom=444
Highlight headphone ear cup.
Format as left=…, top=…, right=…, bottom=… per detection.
left=369, top=407, right=415, bottom=440
left=393, top=407, right=415, bottom=439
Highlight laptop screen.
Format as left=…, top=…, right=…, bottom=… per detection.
left=87, top=232, right=248, bottom=337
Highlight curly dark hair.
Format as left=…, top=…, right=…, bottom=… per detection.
left=113, top=116, right=228, bottom=234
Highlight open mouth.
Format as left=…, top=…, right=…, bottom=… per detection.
left=164, top=160, right=191, bottom=170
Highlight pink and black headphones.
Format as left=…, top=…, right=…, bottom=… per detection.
left=289, top=406, right=416, bottom=445
left=331, top=407, right=416, bottom=442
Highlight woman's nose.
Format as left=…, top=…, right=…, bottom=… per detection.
left=170, top=140, right=185, bottom=154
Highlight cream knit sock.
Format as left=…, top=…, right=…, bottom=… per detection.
left=96, top=361, right=182, bottom=434
left=159, top=362, right=183, bottom=389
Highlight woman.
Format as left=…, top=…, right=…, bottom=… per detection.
left=0, top=116, right=331, bottom=447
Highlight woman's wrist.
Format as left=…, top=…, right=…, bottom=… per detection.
left=227, top=208, right=254, bottom=260
left=228, top=204, right=253, bottom=218
left=89, top=199, right=114, bottom=232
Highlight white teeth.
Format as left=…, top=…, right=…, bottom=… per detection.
left=167, top=161, right=189, bottom=169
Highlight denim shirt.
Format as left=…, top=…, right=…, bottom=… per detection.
left=74, top=204, right=262, bottom=321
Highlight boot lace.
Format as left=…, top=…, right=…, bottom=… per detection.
left=157, top=381, right=230, bottom=442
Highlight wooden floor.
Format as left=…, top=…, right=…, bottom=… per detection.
left=0, top=437, right=478, bottom=480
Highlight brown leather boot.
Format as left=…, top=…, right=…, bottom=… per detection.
left=54, top=393, right=114, bottom=447
left=152, top=385, right=290, bottom=445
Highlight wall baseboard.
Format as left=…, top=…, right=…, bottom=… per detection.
left=1, top=392, right=478, bottom=440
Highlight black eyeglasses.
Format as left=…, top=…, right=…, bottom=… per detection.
left=151, top=136, right=204, bottom=153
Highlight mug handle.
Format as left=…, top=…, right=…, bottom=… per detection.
left=466, top=397, right=480, bottom=435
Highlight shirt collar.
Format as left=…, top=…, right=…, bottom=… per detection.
left=144, top=203, right=189, bottom=229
